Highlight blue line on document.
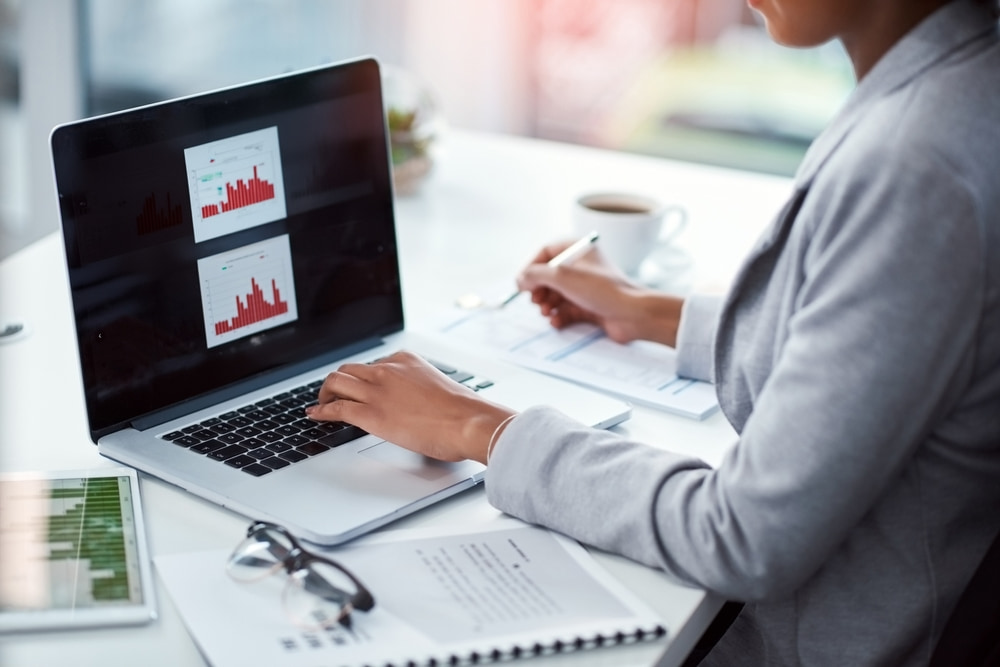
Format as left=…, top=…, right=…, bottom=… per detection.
left=509, top=329, right=559, bottom=353
left=658, top=377, right=684, bottom=391
left=672, top=379, right=697, bottom=395
left=657, top=377, right=697, bottom=394
left=546, top=330, right=606, bottom=362
left=441, top=312, right=480, bottom=333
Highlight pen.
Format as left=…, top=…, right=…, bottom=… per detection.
left=498, top=230, right=599, bottom=307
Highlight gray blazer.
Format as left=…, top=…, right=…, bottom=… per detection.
left=485, top=2, right=1000, bottom=665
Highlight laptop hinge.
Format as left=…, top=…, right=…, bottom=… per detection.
left=131, top=336, right=384, bottom=431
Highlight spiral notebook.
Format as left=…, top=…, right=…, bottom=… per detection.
left=155, top=520, right=668, bottom=666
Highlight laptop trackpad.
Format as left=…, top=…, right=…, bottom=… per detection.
left=357, top=442, right=454, bottom=481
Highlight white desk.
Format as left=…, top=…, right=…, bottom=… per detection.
left=0, top=129, right=792, bottom=667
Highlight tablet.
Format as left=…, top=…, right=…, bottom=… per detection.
left=0, top=467, right=157, bottom=632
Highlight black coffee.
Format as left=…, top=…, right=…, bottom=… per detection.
left=585, top=203, right=651, bottom=214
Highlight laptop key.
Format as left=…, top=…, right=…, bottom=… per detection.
left=429, top=360, right=457, bottom=374
left=297, top=442, right=330, bottom=456
left=174, top=435, right=201, bottom=448
left=222, top=454, right=252, bottom=468
left=217, top=432, right=245, bottom=445
left=209, top=444, right=248, bottom=461
left=318, top=425, right=366, bottom=448
left=258, top=431, right=283, bottom=443
left=282, top=434, right=310, bottom=447
left=191, top=439, right=227, bottom=454
left=260, top=456, right=290, bottom=469
left=162, top=431, right=185, bottom=441
left=224, top=454, right=257, bottom=468
left=240, top=463, right=273, bottom=477
left=278, top=450, right=308, bottom=463
left=265, top=442, right=293, bottom=453
left=247, top=447, right=273, bottom=460
left=314, top=420, right=349, bottom=434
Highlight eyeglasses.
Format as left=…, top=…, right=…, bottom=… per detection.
left=226, top=521, right=375, bottom=629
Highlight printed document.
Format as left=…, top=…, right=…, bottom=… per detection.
left=425, top=297, right=718, bottom=419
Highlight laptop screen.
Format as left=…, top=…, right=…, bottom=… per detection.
left=51, top=58, right=403, bottom=440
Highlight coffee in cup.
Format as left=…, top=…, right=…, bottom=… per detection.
left=571, top=192, right=687, bottom=276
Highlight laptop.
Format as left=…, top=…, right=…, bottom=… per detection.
left=50, top=57, right=631, bottom=546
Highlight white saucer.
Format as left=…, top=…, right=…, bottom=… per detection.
left=636, top=247, right=694, bottom=292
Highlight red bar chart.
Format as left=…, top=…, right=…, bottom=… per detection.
left=213, top=276, right=289, bottom=335
left=197, top=234, right=298, bottom=348
left=185, top=127, right=287, bottom=243
left=136, top=192, right=183, bottom=235
left=200, top=166, right=277, bottom=219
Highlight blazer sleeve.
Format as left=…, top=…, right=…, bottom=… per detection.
left=675, top=293, right=723, bottom=382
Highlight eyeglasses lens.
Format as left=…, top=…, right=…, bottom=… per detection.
left=284, top=561, right=358, bottom=629
left=227, top=526, right=295, bottom=582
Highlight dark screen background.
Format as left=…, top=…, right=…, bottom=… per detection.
left=51, top=59, right=403, bottom=439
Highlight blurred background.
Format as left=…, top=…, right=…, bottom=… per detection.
left=0, top=0, right=852, bottom=259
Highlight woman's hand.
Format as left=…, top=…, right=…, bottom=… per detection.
left=305, top=351, right=514, bottom=464
left=517, top=240, right=685, bottom=347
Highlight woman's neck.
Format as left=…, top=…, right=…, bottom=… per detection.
left=842, top=0, right=952, bottom=79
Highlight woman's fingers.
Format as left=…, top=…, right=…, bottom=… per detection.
left=316, top=363, right=374, bottom=404
left=307, top=349, right=517, bottom=464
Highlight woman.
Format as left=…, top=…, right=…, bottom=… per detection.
left=307, top=0, right=1000, bottom=664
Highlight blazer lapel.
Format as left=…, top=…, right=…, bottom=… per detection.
left=712, top=187, right=809, bottom=430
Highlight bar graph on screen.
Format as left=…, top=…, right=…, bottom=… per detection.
left=185, top=127, right=288, bottom=243
left=212, top=276, right=290, bottom=336
left=200, top=166, right=277, bottom=219
left=197, top=234, right=299, bottom=348
left=136, top=192, right=183, bottom=235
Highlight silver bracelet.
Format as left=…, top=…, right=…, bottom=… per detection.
left=486, top=414, right=517, bottom=464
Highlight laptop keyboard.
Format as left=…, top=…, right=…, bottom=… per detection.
left=159, top=358, right=494, bottom=477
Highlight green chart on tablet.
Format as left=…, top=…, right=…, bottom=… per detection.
left=0, top=468, right=157, bottom=632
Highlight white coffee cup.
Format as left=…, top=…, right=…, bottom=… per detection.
left=572, top=192, right=688, bottom=276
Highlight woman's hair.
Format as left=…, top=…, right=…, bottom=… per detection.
left=973, top=0, right=1000, bottom=18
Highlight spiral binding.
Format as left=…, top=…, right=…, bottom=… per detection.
left=359, top=624, right=668, bottom=667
